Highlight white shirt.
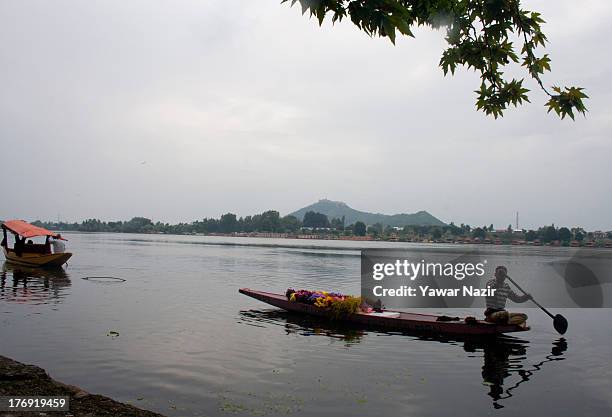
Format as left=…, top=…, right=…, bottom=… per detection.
left=50, top=240, right=66, bottom=253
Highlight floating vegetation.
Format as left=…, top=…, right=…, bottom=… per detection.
left=107, top=330, right=120, bottom=338
left=217, top=392, right=304, bottom=415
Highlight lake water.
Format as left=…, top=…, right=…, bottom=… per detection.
left=1, top=233, right=611, bottom=416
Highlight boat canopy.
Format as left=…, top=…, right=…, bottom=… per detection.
left=1, top=220, right=67, bottom=240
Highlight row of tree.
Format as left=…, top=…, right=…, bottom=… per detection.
left=31, top=211, right=359, bottom=235
left=447, top=224, right=605, bottom=244
left=30, top=212, right=610, bottom=243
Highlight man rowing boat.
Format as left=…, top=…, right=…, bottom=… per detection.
left=484, top=266, right=531, bottom=328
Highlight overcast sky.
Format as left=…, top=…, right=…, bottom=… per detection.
left=0, top=1, right=610, bottom=230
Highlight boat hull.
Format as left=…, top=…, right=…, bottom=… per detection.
left=3, top=248, right=72, bottom=268
left=239, top=288, right=528, bottom=336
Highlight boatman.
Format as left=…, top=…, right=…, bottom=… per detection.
left=484, top=266, right=531, bottom=328
left=49, top=234, right=66, bottom=254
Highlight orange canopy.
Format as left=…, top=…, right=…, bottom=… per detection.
left=1, top=220, right=67, bottom=240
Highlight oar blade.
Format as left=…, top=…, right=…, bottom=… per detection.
left=553, top=314, right=568, bottom=335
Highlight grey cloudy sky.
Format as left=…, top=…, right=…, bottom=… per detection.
left=1, top=1, right=610, bottom=230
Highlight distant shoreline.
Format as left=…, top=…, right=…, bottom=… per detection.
left=57, top=230, right=612, bottom=250
left=23, top=213, right=610, bottom=250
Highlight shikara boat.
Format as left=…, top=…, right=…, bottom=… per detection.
left=239, top=288, right=528, bottom=336
left=1, top=220, right=72, bottom=267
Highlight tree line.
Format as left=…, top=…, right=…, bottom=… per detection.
left=30, top=210, right=339, bottom=235
left=29, top=211, right=610, bottom=245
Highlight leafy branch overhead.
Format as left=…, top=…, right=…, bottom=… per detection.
left=283, top=0, right=588, bottom=119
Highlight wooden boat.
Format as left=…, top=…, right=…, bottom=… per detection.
left=3, top=249, right=72, bottom=267
left=239, top=288, right=528, bottom=336
left=2, top=220, right=72, bottom=268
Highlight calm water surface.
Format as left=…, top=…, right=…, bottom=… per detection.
left=1, top=233, right=611, bottom=416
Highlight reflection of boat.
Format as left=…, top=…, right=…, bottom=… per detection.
left=239, top=308, right=567, bottom=409
left=2, top=262, right=70, bottom=280
left=239, top=309, right=367, bottom=345
left=465, top=337, right=568, bottom=409
left=239, top=288, right=528, bottom=336
left=1, top=262, right=71, bottom=304
left=1, top=220, right=72, bottom=267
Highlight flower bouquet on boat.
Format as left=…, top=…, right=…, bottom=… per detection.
left=285, top=288, right=400, bottom=319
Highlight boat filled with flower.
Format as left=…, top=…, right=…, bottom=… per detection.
left=239, top=288, right=529, bottom=336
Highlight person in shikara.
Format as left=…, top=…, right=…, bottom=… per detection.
left=49, top=234, right=66, bottom=254
left=484, top=266, right=531, bottom=328
left=13, top=234, right=25, bottom=256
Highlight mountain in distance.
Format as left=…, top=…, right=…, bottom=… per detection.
left=289, top=199, right=445, bottom=227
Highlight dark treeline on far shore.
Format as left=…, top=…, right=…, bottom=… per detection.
left=23, top=209, right=612, bottom=248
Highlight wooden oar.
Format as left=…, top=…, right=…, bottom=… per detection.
left=506, top=275, right=568, bottom=335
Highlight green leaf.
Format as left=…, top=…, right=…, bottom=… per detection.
left=382, top=17, right=396, bottom=44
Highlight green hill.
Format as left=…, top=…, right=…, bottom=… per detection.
left=289, top=199, right=445, bottom=227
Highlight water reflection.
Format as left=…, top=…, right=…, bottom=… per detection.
left=239, top=309, right=569, bottom=408
left=0, top=262, right=71, bottom=305
left=465, top=337, right=568, bottom=409
left=239, top=309, right=366, bottom=345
